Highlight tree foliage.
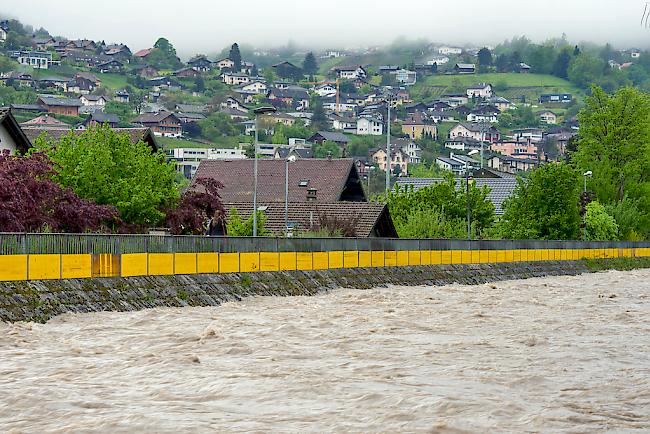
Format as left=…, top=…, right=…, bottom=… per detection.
left=226, top=208, right=270, bottom=236
left=0, top=151, right=118, bottom=232
left=302, top=52, right=318, bottom=76
left=573, top=86, right=650, bottom=239
left=147, top=37, right=182, bottom=69
left=229, top=43, right=242, bottom=72
left=35, top=125, right=179, bottom=229
left=499, top=163, right=580, bottom=240
left=585, top=201, right=619, bottom=241
left=165, top=178, right=226, bottom=235
left=386, top=176, right=495, bottom=238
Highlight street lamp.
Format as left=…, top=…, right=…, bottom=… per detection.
left=252, top=106, right=277, bottom=237
left=583, top=170, right=592, bottom=241
left=284, top=155, right=297, bottom=236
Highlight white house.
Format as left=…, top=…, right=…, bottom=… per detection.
left=313, top=84, right=337, bottom=97
left=393, top=138, right=422, bottom=164
left=166, top=147, right=246, bottom=178
left=215, top=58, right=235, bottom=70
left=426, top=56, right=450, bottom=65
left=17, top=51, right=53, bottom=69
left=221, top=73, right=251, bottom=86
left=466, top=83, right=493, bottom=98
left=79, top=95, right=107, bottom=107
left=394, top=69, right=417, bottom=85
left=356, top=116, right=383, bottom=136
left=438, top=46, right=463, bottom=55
left=240, top=80, right=267, bottom=94
left=0, top=28, right=7, bottom=43
left=332, top=65, right=367, bottom=80
left=538, top=110, right=558, bottom=125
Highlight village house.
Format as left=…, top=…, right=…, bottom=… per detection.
left=330, top=114, right=357, bottom=132
left=467, top=105, right=499, bottom=123
left=539, top=93, right=572, bottom=103
left=438, top=46, right=463, bottom=55
left=221, top=96, right=249, bottom=113
left=215, top=58, right=235, bottom=71
left=114, top=89, right=130, bottom=103
left=538, top=110, right=558, bottom=125
left=392, top=138, right=423, bottom=164
left=331, top=65, right=367, bottom=80
left=322, top=97, right=357, bottom=113
left=427, top=55, right=450, bottom=65
left=219, top=107, right=249, bottom=122
left=173, top=67, right=200, bottom=78
left=0, top=109, right=34, bottom=155
left=175, top=103, right=208, bottom=114
left=466, top=83, right=493, bottom=98
left=133, top=64, right=159, bottom=78
left=78, top=94, right=107, bottom=107
left=393, top=69, right=417, bottom=85
left=444, top=136, right=483, bottom=152
left=240, top=80, right=268, bottom=94
left=267, top=87, right=310, bottom=110
left=488, top=155, right=539, bottom=173
left=17, top=51, right=53, bottom=69
left=356, top=116, right=383, bottom=136
left=0, top=27, right=7, bottom=43
left=449, top=122, right=500, bottom=143
left=308, top=131, right=350, bottom=146
left=20, top=114, right=69, bottom=128
left=512, top=127, right=544, bottom=142
left=188, top=55, right=214, bottom=72
left=402, top=116, right=437, bottom=140
left=1, top=71, right=34, bottom=87
left=240, top=61, right=256, bottom=75
left=491, top=139, right=540, bottom=160
left=519, top=63, right=531, bottom=73
left=133, top=48, right=155, bottom=60
left=454, top=63, right=476, bottom=74
left=96, top=59, right=124, bottom=73
left=484, top=96, right=512, bottom=111
left=313, top=84, right=337, bottom=97
left=82, top=112, right=120, bottom=128
left=102, top=44, right=132, bottom=62
left=221, top=72, right=251, bottom=86
left=439, top=93, right=469, bottom=107
left=37, top=96, right=83, bottom=116
left=132, top=111, right=182, bottom=137
left=436, top=153, right=481, bottom=175
left=372, top=147, right=410, bottom=176
left=263, top=112, right=297, bottom=127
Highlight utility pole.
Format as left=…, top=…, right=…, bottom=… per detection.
left=385, top=96, right=391, bottom=199
left=251, top=107, right=277, bottom=237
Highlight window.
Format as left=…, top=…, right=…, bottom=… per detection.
left=298, top=180, right=310, bottom=187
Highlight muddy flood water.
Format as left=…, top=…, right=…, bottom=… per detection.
left=1, top=269, right=649, bottom=432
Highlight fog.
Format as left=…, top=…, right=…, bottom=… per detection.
left=4, top=0, right=649, bottom=57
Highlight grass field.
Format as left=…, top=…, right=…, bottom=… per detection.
left=410, top=73, right=582, bottom=103
left=97, top=73, right=129, bottom=90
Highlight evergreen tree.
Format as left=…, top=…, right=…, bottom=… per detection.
left=477, top=47, right=492, bottom=73
left=303, top=52, right=318, bottom=77
left=229, top=43, right=242, bottom=72
left=310, top=99, right=328, bottom=131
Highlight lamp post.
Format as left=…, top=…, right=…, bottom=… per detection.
left=284, top=155, right=297, bottom=236
left=385, top=95, right=392, bottom=199
left=252, top=106, right=277, bottom=237
left=583, top=170, right=592, bottom=241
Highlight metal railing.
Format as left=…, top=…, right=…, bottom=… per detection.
left=0, top=233, right=648, bottom=255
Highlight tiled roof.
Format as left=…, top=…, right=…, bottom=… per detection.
left=38, top=96, right=82, bottom=107
left=395, top=177, right=520, bottom=215
left=21, top=127, right=159, bottom=151
left=132, top=111, right=179, bottom=123
left=20, top=114, right=69, bottom=127
left=224, top=201, right=396, bottom=237
left=310, top=131, right=349, bottom=143
left=192, top=158, right=364, bottom=203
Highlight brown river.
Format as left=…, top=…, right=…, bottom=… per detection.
left=1, top=269, right=649, bottom=433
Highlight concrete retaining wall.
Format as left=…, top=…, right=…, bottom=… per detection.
left=0, top=260, right=609, bottom=323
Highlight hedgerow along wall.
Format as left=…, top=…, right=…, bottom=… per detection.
left=1, top=234, right=649, bottom=282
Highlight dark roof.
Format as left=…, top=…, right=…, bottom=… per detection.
left=38, top=96, right=83, bottom=107
left=192, top=158, right=366, bottom=203
left=395, top=177, right=519, bottom=215
left=459, top=122, right=498, bottom=133
left=21, top=127, right=159, bottom=152
left=0, top=109, right=33, bottom=154
left=268, top=87, right=309, bottom=99
left=224, top=201, right=396, bottom=237
left=309, top=131, right=350, bottom=143
left=132, top=111, right=180, bottom=124
left=87, top=112, right=120, bottom=124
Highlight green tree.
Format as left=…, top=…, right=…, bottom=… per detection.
left=572, top=86, right=650, bottom=239
left=499, top=163, right=581, bottom=240
left=227, top=208, right=270, bottom=236
left=194, top=75, right=205, bottom=93
left=313, top=140, right=342, bottom=158
left=477, top=47, right=492, bottom=73
left=34, top=125, right=179, bottom=227
left=552, top=47, right=573, bottom=79
left=386, top=177, right=495, bottom=238
left=567, top=53, right=605, bottom=89
left=198, top=112, right=242, bottom=140
left=302, top=52, right=318, bottom=77
left=310, top=98, right=329, bottom=131
left=229, top=43, right=242, bottom=72
left=585, top=201, right=619, bottom=240
left=149, top=37, right=182, bottom=69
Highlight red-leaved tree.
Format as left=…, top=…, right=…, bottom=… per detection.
left=0, top=151, right=119, bottom=232
left=165, top=178, right=226, bottom=235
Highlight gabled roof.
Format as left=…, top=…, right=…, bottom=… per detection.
left=134, top=48, right=154, bottom=57
left=455, top=63, right=476, bottom=69
left=457, top=122, right=498, bottom=133
left=20, top=114, right=69, bottom=127
left=223, top=201, right=396, bottom=237
left=395, top=177, right=519, bottom=215
left=132, top=111, right=180, bottom=124
left=268, top=87, right=309, bottom=99
left=192, top=158, right=366, bottom=203
left=87, top=112, right=120, bottom=124
left=309, top=131, right=350, bottom=143
left=0, top=109, right=33, bottom=154
left=21, top=126, right=159, bottom=152
left=38, top=96, right=83, bottom=107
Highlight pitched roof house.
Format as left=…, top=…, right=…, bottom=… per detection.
left=22, top=126, right=159, bottom=152
left=191, top=158, right=367, bottom=203
left=37, top=96, right=83, bottom=116
left=131, top=111, right=182, bottom=137
left=0, top=109, right=33, bottom=154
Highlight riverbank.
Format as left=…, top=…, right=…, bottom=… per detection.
left=1, top=258, right=649, bottom=323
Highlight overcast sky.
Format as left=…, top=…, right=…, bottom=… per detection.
left=4, top=0, right=649, bottom=57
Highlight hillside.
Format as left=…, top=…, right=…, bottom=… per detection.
left=410, top=73, right=583, bottom=103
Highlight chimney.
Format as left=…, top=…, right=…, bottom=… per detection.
left=307, top=188, right=317, bottom=202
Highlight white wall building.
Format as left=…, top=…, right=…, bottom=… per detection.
left=356, top=117, right=383, bottom=136
left=438, top=46, right=463, bottom=55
